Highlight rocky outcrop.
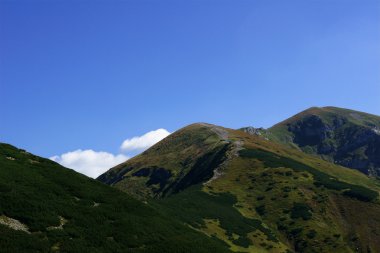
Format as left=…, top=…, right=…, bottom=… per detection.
left=241, top=126, right=265, bottom=136
left=0, top=215, right=30, bottom=233
left=240, top=126, right=269, bottom=140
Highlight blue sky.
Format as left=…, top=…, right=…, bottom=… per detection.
left=1, top=0, right=379, bottom=177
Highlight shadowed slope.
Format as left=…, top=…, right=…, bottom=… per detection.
left=267, top=106, right=380, bottom=176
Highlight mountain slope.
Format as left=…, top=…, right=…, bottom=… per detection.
left=98, top=123, right=231, bottom=199
left=267, top=106, right=380, bottom=176
left=99, top=123, right=380, bottom=253
left=0, top=143, right=231, bottom=253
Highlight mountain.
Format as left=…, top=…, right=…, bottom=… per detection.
left=0, top=143, right=231, bottom=253
left=98, top=123, right=230, bottom=199
left=265, top=106, right=380, bottom=176
left=98, top=123, right=380, bottom=253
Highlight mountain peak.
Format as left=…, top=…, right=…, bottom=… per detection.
left=97, top=122, right=232, bottom=198
left=268, top=106, right=380, bottom=176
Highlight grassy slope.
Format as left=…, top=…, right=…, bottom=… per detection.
left=98, top=123, right=230, bottom=199
left=272, top=106, right=380, bottom=128
left=100, top=123, right=380, bottom=253
left=267, top=107, right=377, bottom=146
left=0, top=143, right=231, bottom=253
left=201, top=128, right=380, bottom=253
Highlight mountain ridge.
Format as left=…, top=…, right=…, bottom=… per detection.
left=98, top=116, right=380, bottom=253
left=240, top=106, right=380, bottom=176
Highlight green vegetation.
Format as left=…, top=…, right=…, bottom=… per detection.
left=290, top=203, right=312, bottom=220
left=99, top=121, right=380, bottom=252
left=306, top=229, right=317, bottom=239
left=98, top=124, right=229, bottom=199
left=342, top=187, right=378, bottom=202
left=239, top=148, right=378, bottom=202
left=0, top=143, right=231, bottom=253
left=255, top=205, right=266, bottom=216
left=152, top=186, right=278, bottom=245
left=232, top=236, right=251, bottom=248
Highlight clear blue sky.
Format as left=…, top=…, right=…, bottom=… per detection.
left=1, top=0, right=380, bottom=159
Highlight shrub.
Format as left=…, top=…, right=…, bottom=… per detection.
left=306, top=229, right=317, bottom=239
left=255, top=205, right=266, bottom=216
left=290, top=203, right=312, bottom=220
left=289, top=228, right=303, bottom=237
left=233, top=236, right=251, bottom=248
left=342, top=187, right=378, bottom=202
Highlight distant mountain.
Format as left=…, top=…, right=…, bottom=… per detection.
left=98, top=123, right=380, bottom=253
left=264, top=106, right=380, bottom=176
left=0, top=143, right=230, bottom=253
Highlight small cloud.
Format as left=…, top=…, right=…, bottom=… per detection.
left=50, top=150, right=128, bottom=178
left=120, top=128, right=170, bottom=152
left=50, top=128, right=171, bottom=178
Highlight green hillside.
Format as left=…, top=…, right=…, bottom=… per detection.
left=267, top=106, right=380, bottom=176
left=98, top=123, right=230, bottom=199
left=99, top=123, right=380, bottom=253
left=0, top=143, right=231, bottom=253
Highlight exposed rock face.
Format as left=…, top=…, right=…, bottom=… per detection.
left=240, top=126, right=269, bottom=140
left=288, top=115, right=380, bottom=175
left=0, top=215, right=30, bottom=233
left=289, top=115, right=333, bottom=147
left=241, top=126, right=265, bottom=136
left=267, top=107, right=380, bottom=176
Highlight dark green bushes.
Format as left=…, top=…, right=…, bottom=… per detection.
left=342, top=186, right=378, bottom=202
left=306, top=229, right=317, bottom=239
left=0, top=143, right=231, bottom=253
left=255, top=205, right=266, bottom=216
left=290, top=203, right=312, bottom=220
left=233, top=236, right=251, bottom=248
left=154, top=185, right=279, bottom=244
left=239, top=148, right=378, bottom=202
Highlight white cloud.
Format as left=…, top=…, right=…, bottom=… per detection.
left=120, top=128, right=170, bottom=152
left=50, top=128, right=171, bottom=179
left=50, top=150, right=129, bottom=178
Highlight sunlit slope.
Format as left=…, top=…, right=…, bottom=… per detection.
left=99, top=123, right=380, bottom=253
left=98, top=123, right=230, bottom=199
left=0, top=143, right=231, bottom=253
